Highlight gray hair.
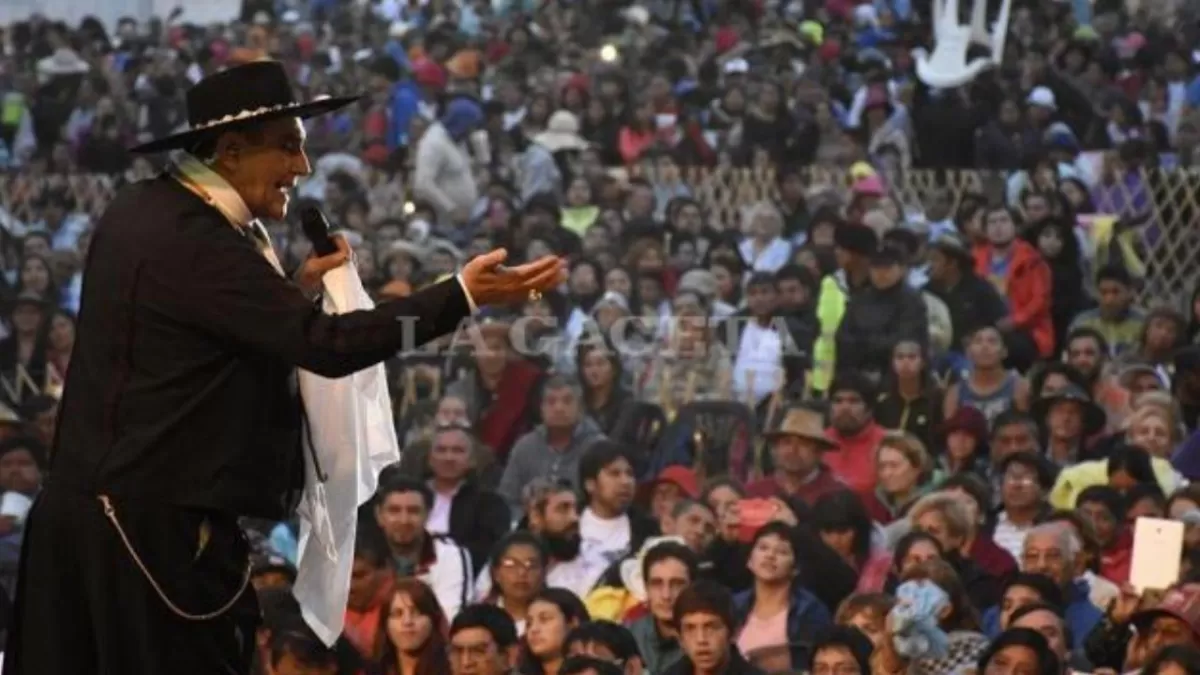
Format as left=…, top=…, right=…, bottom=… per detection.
left=1023, top=523, right=1082, bottom=566
left=542, top=373, right=583, bottom=400
left=907, top=492, right=972, bottom=541
left=744, top=201, right=784, bottom=237
left=432, top=422, right=476, bottom=448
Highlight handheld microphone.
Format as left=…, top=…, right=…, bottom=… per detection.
left=299, top=206, right=339, bottom=257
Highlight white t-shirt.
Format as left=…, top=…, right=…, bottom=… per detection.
left=733, top=321, right=784, bottom=404
left=580, top=508, right=632, bottom=571
left=426, top=481, right=462, bottom=536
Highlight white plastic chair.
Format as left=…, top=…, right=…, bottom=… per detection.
left=913, top=0, right=1012, bottom=89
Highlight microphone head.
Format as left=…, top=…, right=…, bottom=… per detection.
left=300, top=206, right=337, bottom=256
left=300, top=205, right=327, bottom=236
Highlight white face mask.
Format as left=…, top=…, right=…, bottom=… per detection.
left=655, top=113, right=677, bottom=129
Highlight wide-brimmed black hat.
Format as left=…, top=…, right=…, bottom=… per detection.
left=130, top=60, right=359, bottom=154
left=1031, top=383, right=1107, bottom=436
left=929, top=231, right=975, bottom=267
left=833, top=222, right=878, bottom=256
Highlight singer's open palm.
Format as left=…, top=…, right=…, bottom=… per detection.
left=461, top=249, right=567, bottom=307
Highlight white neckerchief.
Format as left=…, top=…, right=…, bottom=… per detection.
left=170, top=151, right=285, bottom=276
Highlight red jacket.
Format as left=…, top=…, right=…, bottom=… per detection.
left=1100, top=530, right=1133, bottom=584
left=973, top=240, right=1055, bottom=357
left=618, top=127, right=656, bottom=164
left=969, top=535, right=1019, bottom=581
left=824, top=423, right=887, bottom=497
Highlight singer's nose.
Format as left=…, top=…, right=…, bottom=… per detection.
left=294, top=148, right=313, bottom=177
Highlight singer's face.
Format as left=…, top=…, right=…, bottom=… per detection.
left=221, top=117, right=312, bottom=221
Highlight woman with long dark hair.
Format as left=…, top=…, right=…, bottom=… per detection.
left=1025, top=215, right=1085, bottom=351
left=812, top=491, right=891, bottom=593
left=0, top=294, right=49, bottom=404
left=1130, top=307, right=1188, bottom=369
left=1106, top=444, right=1160, bottom=496
left=575, top=338, right=629, bottom=435
left=563, top=258, right=605, bottom=341
left=377, top=578, right=452, bottom=675
left=874, top=340, right=944, bottom=450
left=519, top=588, right=590, bottom=675
left=883, top=530, right=946, bottom=595
left=14, top=254, right=59, bottom=307
left=43, top=308, right=75, bottom=394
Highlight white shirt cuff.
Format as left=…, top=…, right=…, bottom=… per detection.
left=456, top=274, right=478, bottom=313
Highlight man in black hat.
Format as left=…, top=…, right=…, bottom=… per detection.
left=810, top=222, right=876, bottom=396
left=4, top=61, right=565, bottom=675
left=925, top=231, right=1009, bottom=356
left=1031, top=383, right=1108, bottom=465
left=836, top=244, right=928, bottom=382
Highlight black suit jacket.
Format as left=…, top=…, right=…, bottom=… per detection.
left=52, top=176, right=471, bottom=518
left=448, top=481, right=511, bottom=576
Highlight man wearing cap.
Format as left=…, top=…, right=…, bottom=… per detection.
left=1115, top=583, right=1200, bottom=671
left=823, top=374, right=888, bottom=496
left=925, top=231, right=1009, bottom=356
left=745, top=404, right=843, bottom=506
left=6, top=61, right=564, bottom=675
left=1031, top=384, right=1108, bottom=466
left=836, top=244, right=928, bottom=382
left=810, top=222, right=876, bottom=396
left=414, top=97, right=483, bottom=225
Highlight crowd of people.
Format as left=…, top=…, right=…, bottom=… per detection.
left=4, top=0, right=1200, bottom=672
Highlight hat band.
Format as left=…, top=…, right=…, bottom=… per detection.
left=190, top=101, right=308, bottom=132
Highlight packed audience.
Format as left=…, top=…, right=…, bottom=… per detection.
left=5, top=0, right=1200, bottom=672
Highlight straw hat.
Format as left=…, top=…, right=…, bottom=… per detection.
left=763, top=405, right=838, bottom=450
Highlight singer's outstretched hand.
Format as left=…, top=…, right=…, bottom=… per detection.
left=295, top=234, right=351, bottom=294
left=461, top=249, right=566, bottom=307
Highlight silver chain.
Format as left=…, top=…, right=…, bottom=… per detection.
left=98, top=495, right=253, bottom=621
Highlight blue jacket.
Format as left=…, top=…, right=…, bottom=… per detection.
left=732, top=585, right=832, bottom=666
left=389, top=81, right=422, bottom=149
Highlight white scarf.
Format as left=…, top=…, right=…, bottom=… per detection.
left=171, top=152, right=400, bottom=646
left=170, top=152, right=286, bottom=276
